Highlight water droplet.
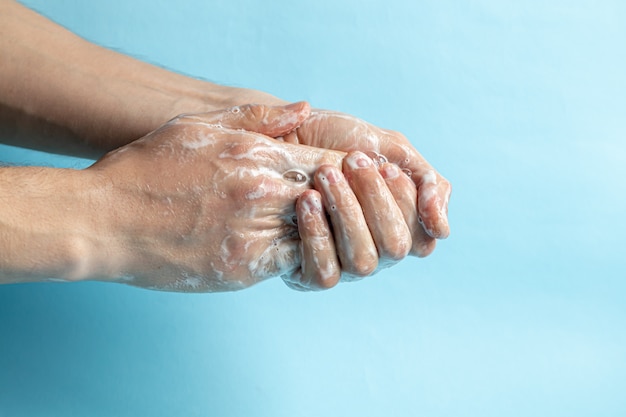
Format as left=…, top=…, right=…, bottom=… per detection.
left=366, top=151, right=388, bottom=167
left=283, top=169, right=309, bottom=184
left=402, top=168, right=412, bottom=177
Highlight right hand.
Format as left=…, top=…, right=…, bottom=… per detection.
left=87, top=103, right=413, bottom=292
left=281, top=109, right=452, bottom=257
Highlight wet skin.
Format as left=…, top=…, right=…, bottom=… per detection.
left=88, top=103, right=450, bottom=292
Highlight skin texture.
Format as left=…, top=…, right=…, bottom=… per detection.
left=0, top=0, right=451, bottom=292
left=285, top=110, right=451, bottom=248
left=84, top=103, right=417, bottom=292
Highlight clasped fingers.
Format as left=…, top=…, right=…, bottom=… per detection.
left=314, top=151, right=414, bottom=279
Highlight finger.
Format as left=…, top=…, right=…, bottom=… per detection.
left=314, top=165, right=378, bottom=278
left=285, top=109, right=372, bottom=150
left=282, top=109, right=451, bottom=239
left=282, top=190, right=341, bottom=291
left=417, top=168, right=451, bottom=240
left=343, top=152, right=412, bottom=265
left=379, top=162, right=436, bottom=257
left=377, top=129, right=451, bottom=239
left=180, top=102, right=312, bottom=138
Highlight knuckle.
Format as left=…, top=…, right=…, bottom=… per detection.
left=312, top=270, right=340, bottom=290
left=382, top=235, right=412, bottom=261
left=384, top=128, right=409, bottom=145
left=412, top=238, right=437, bottom=258
left=387, top=128, right=403, bottom=139
left=347, top=254, right=378, bottom=277
left=245, top=104, right=269, bottom=122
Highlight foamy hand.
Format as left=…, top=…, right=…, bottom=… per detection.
left=87, top=103, right=413, bottom=292
left=281, top=110, right=452, bottom=257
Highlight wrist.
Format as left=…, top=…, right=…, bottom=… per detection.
left=172, top=79, right=288, bottom=114
left=0, top=167, right=107, bottom=283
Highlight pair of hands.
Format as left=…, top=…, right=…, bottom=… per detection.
left=89, top=102, right=450, bottom=292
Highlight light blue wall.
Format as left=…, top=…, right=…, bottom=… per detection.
left=1, top=1, right=625, bottom=416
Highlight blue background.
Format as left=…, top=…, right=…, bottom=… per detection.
left=1, top=0, right=625, bottom=416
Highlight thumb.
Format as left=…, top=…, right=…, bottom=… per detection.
left=182, top=102, right=311, bottom=138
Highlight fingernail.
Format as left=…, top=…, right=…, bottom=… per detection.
left=302, top=194, right=322, bottom=214
left=345, top=151, right=373, bottom=169
left=381, top=163, right=400, bottom=180
left=284, top=101, right=305, bottom=111
left=323, top=167, right=342, bottom=184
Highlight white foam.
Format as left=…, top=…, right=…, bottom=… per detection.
left=422, top=170, right=437, bottom=185
left=182, top=132, right=218, bottom=150
left=245, top=184, right=268, bottom=200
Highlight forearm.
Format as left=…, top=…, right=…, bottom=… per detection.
left=0, top=0, right=284, bottom=152
left=0, top=166, right=107, bottom=283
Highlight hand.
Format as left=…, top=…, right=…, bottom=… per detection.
left=283, top=149, right=413, bottom=290
left=87, top=103, right=412, bottom=292
left=281, top=110, right=452, bottom=257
